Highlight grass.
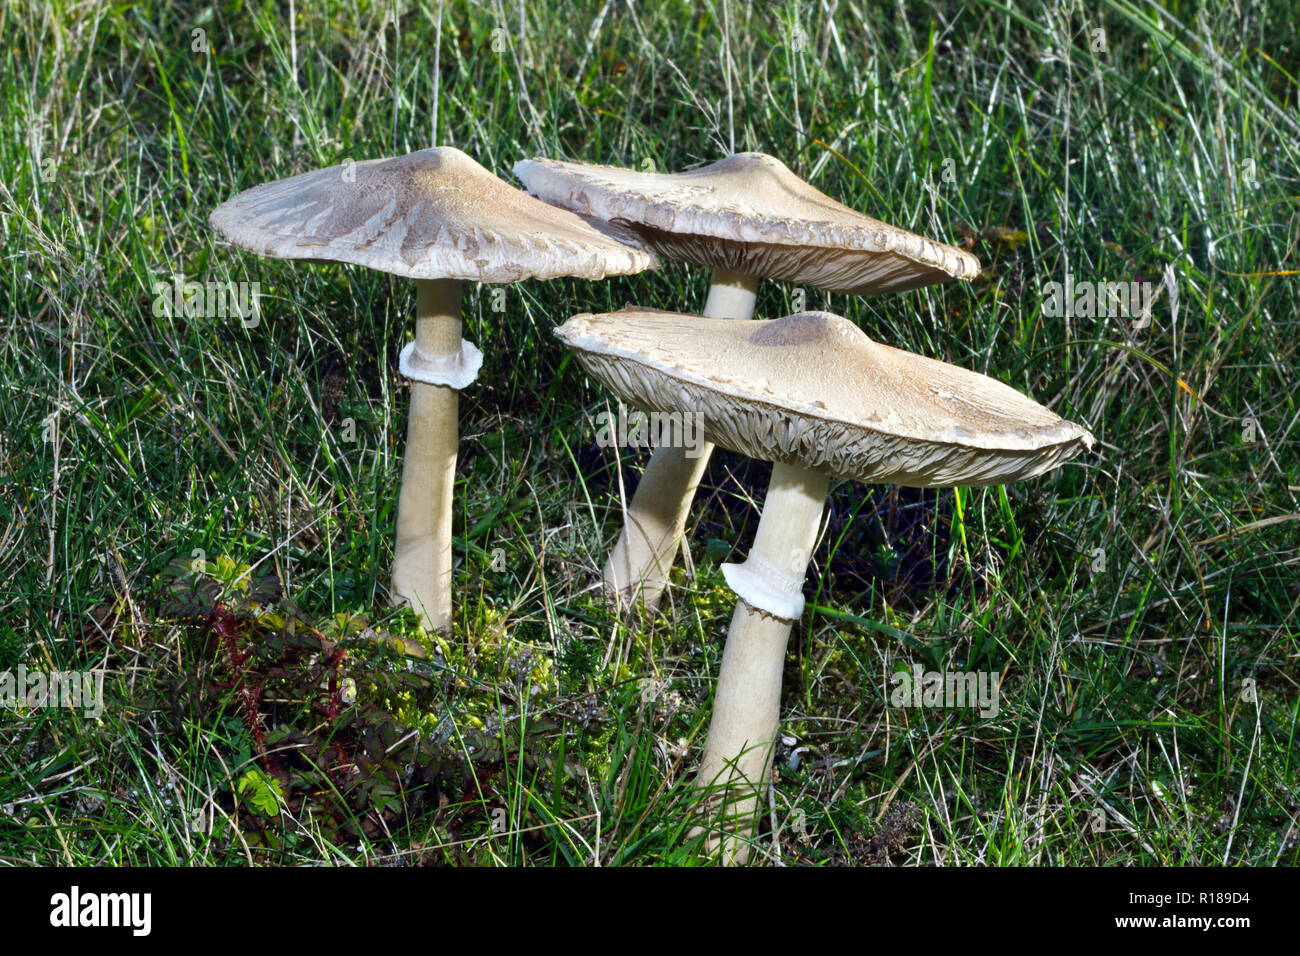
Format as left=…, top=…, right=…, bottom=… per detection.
left=0, top=0, right=1297, bottom=865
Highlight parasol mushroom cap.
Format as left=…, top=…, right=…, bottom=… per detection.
left=556, top=308, right=1094, bottom=489
left=516, top=153, right=979, bottom=294
left=209, top=146, right=657, bottom=284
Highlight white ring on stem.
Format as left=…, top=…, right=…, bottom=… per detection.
left=399, top=338, right=484, bottom=389
left=721, top=553, right=805, bottom=621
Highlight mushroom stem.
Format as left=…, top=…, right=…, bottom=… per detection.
left=603, top=269, right=759, bottom=611
left=391, top=277, right=463, bottom=633
left=695, top=459, right=828, bottom=864
left=702, top=266, right=760, bottom=319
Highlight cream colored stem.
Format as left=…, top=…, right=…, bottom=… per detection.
left=695, top=460, right=828, bottom=864
left=603, top=268, right=759, bottom=611
left=702, top=267, right=761, bottom=319
left=391, top=277, right=462, bottom=633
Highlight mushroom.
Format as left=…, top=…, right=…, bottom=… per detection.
left=555, top=307, right=1094, bottom=862
left=515, top=152, right=980, bottom=611
left=209, top=147, right=655, bottom=633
